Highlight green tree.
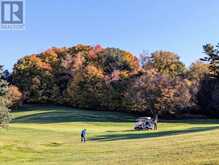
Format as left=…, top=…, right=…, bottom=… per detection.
left=197, top=43, right=219, bottom=116
left=202, top=43, right=219, bottom=77
left=0, top=65, right=10, bottom=127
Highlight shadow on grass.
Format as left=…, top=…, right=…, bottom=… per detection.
left=12, top=106, right=135, bottom=123
left=90, top=126, right=219, bottom=141
left=160, top=119, right=219, bottom=125
left=12, top=105, right=219, bottom=125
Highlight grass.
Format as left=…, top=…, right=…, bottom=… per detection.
left=0, top=105, right=219, bottom=165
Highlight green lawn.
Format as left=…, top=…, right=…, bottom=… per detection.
left=1, top=105, right=219, bottom=165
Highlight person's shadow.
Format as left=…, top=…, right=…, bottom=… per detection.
left=90, top=126, right=219, bottom=141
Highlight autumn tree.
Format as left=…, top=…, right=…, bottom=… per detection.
left=65, top=47, right=140, bottom=110
left=95, top=48, right=140, bottom=110
left=66, top=64, right=107, bottom=109
left=124, top=69, right=165, bottom=129
left=12, top=44, right=196, bottom=119
left=188, top=61, right=209, bottom=81
left=7, top=85, right=23, bottom=108
left=186, top=61, right=209, bottom=109
left=96, top=48, right=140, bottom=74
left=125, top=68, right=192, bottom=123
left=158, top=78, right=192, bottom=117
left=13, top=55, right=59, bottom=103
left=143, top=51, right=186, bottom=78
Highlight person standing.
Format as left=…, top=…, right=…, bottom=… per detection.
left=81, top=129, right=87, bottom=143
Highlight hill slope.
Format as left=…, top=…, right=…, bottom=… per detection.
left=0, top=105, right=219, bottom=165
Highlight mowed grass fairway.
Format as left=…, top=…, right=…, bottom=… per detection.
left=0, top=106, right=219, bottom=165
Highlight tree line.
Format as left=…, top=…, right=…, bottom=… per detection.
left=0, top=43, right=218, bottom=126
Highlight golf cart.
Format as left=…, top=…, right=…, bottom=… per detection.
left=134, top=117, right=154, bottom=130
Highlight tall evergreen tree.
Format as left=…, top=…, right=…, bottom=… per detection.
left=202, top=44, right=219, bottom=77
left=197, top=44, right=219, bottom=116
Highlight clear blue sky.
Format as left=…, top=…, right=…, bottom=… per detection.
left=1, top=0, right=219, bottom=70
